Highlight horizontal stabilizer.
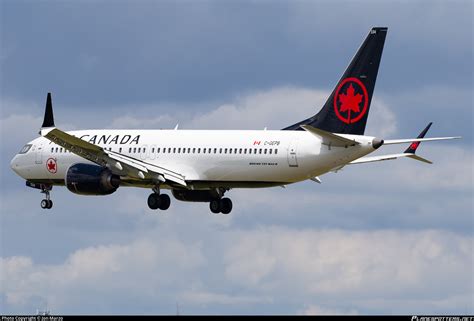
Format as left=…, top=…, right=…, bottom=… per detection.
left=406, top=154, right=432, bottom=164
left=383, top=137, right=461, bottom=145
left=350, top=153, right=432, bottom=165
left=301, top=125, right=359, bottom=147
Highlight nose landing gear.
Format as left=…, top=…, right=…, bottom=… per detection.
left=40, top=185, right=53, bottom=209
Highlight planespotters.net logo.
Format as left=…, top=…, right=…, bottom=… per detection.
left=412, top=317, right=474, bottom=321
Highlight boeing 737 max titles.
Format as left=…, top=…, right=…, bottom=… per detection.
left=10, top=27, right=460, bottom=214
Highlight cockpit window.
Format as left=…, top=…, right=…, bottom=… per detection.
left=19, top=144, right=32, bottom=154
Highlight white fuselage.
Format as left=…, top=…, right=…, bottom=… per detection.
left=11, top=129, right=377, bottom=189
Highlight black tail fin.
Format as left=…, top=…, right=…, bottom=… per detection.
left=41, top=92, right=55, bottom=128
left=404, top=122, right=432, bottom=154
left=283, top=27, right=387, bottom=135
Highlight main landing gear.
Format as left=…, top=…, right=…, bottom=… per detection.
left=147, top=187, right=171, bottom=211
left=210, top=197, right=233, bottom=214
left=40, top=185, right=53, bottom=209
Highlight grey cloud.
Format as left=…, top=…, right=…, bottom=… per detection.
left=1, top=228, right=472, bottom=314
left=1, top=1, right=471, bottom=106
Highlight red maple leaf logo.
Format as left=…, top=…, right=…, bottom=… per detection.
left=338, top=84, right=363, bottom=114
left=409, top=142, right=420, bottom=150
left=47, top=159, right=56, bottom=172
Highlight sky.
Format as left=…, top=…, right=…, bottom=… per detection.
left=1, top=0, right=473, bottom=315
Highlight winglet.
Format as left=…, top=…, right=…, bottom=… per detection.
left=403, top=122, right=433, bottom=164
left=404, top=122, right=432, bottom=154
left=41, top=93, right=55, bottom=128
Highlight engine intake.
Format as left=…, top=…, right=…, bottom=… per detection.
left=66, top=163, right=121, bottom=195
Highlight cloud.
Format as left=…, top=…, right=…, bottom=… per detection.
left=99, top=87, right=397, bottom=137
left=1, top=238, right=206, bottom=313
left=223, top=228, right=473, bottom=313
left=1, top=228, right=472, bottom=314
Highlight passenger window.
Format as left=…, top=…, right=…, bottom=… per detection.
left=51, top=147, right=54, bottom=153
left=157, top=148, right=161, bottom=153
left=229, top=149, right=232, bottom=154
left=143, top=148, right=146, bottom=153
left=239, top=148, right=242, bottom=154
left=168, top=148, right=171, bottom=153
left=269, top=149, right=272, bottom=154
left=254, top=148, right=257, bottom=154
left=119, top=147, right=122, bottom=153
left=219, top=148, right=222, bottom=154
left=214, top=148, right=217, bottom=154
left=138, top=148, right=141, bottom=153
left=192, top=148, right=196, bottom=153
left=264, top=149, right=267, bottom=154
left=129, top=148, right=132, bottom=153
left=259, top=149, right=262, bottom=154
left=151, top=148, right=155, bottom=153
left=198, top=148, right=201, bottom=154
left=244, top=148, right=247, bottom=154
left=224, top=148, right=227, bottom=154
left=234, top=148, right=238, bottom=154
left=275, top=149, right=278, bottom=154
left=133, top=148, right=137, bottom=153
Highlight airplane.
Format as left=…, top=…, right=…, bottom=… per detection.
left=10, top=27, right=460, bottom=214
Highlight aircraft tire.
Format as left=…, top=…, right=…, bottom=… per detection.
left=159, top=194, right=171, bottom=210
left=147, top=193, right=160, bottom=210
left=210, top=199, right=221, bottom=214
left=220, top=198, right=232, bottom=214
left=41, top=199, right=49, bottom=209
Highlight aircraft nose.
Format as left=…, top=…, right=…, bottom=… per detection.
left=10, top=154, right=21, bottom=175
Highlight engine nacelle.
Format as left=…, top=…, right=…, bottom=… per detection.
left=172, top=189, right=219, bottom=202
left=66, top=163, right=121, bottom=195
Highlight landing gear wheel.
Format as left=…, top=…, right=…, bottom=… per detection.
left=147, top=193, right=160, bottom=210
left=220, top=198, right=233, bottom=214
left=39, top=185, right=53, bottom=209
left=147, top=193, right=171, bottom=211
left=41, top=199, right=52, bottom=209
left=158, top=194, right=171, bottom=210
left=41, top=199, right=49, bottom=209
left=210, top=200, right=221, bottom=214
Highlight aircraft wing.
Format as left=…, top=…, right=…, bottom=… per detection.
left=40, top=127, right=187, bottom=187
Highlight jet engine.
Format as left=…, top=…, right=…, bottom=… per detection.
left=66, top=163, right=121, bottom=195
